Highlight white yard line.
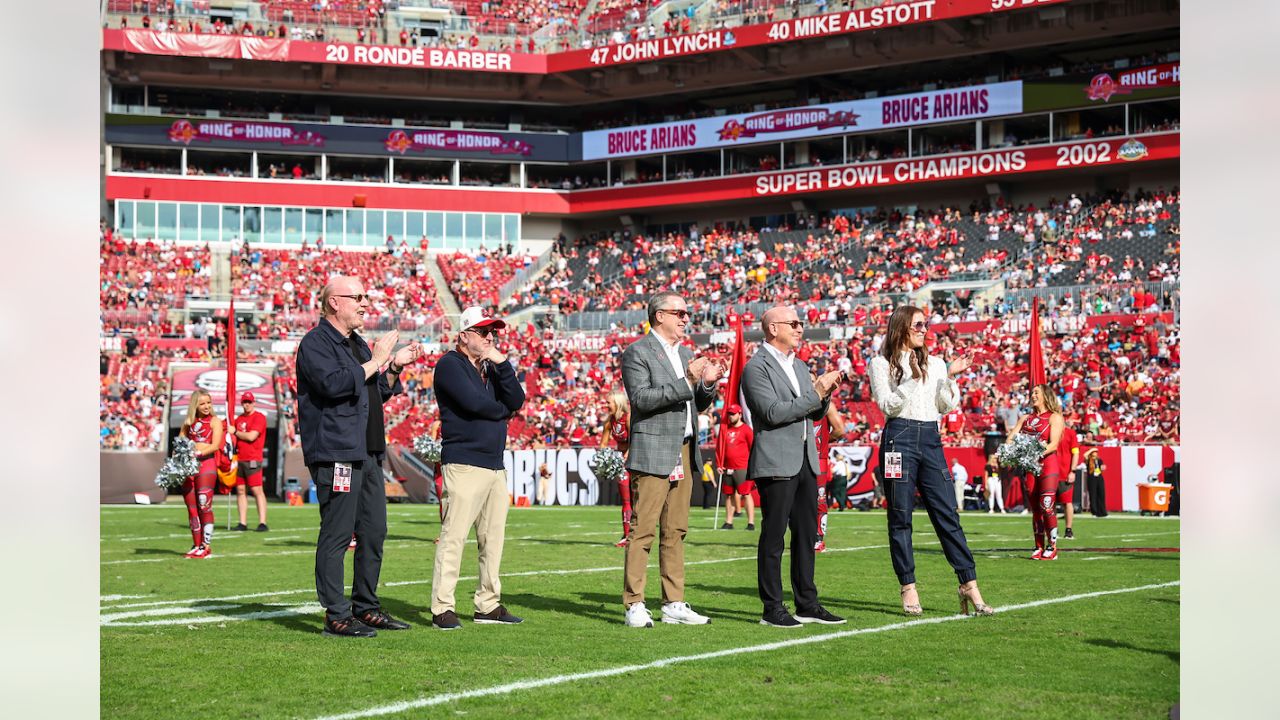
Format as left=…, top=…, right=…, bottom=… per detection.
left=309, top=581, right=1181, bottom=720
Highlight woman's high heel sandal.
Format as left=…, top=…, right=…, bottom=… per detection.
left=900, top=585, right=923, bottom=616
left=957, top=582, right=995, bottom=616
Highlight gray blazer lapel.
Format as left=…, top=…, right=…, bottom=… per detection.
left=761, top=348, right=799, bottom=398
left=644, top=333, right=681, bottom=383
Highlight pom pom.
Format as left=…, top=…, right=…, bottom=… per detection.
left=588, top=448, right=626, bottom=485
left=995, top=434, right=1046, bottom=475
left=413, top=435, right=442, bottom=464
left=155, top=436, right=200, bottom=489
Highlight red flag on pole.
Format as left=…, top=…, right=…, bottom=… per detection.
left=1029, top=296, right=1046, bottom=387
left=715, top=318, right=748, bottom=467
left=226, top=265, right=238, bottom=448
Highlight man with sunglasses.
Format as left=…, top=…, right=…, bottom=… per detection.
left=621, top=291, right=723, bottom=628
left=297, top=276, right=422, bottom=637
left=430, top=306, right=527, bottom=630
left=742, top=305, right=845, bottom=628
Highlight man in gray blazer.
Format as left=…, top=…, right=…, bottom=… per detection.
left=742, top=305, right=846, bottom=628
left=621, top=291, right=722, bottom=628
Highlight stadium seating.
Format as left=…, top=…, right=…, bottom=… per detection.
left=436, top=248, right=534, bottom=309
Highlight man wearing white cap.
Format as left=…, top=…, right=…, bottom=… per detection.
left=430, top=306, right=527, bottom=630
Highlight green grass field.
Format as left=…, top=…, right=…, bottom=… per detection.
left=101, top=503, right=1179, bottom=720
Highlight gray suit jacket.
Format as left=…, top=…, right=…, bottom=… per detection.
left=621, top=332, right=717, bottom=476
left=742, top=346, right=829, bottom=480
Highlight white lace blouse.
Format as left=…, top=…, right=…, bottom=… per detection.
left=868, top=351, right=960, bottom=421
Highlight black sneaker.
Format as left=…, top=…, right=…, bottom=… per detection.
left=796, top=605, right=847, bottom=625
left=474, top=605, right=524, bottom=624
left=232, top=523, right=248, bottom=532
left=746, top=523, right=756, bottom=531
left=323, top=615, right=377, bottom=638
left=432, top=610, right=463, bottom=630
left=1064, top=527, right=1074, bottom=540
left=720, top=522, right=734, bottom=530
left=256, top=523, right=269, bottom=532
left=760, top=608, right=802, bottom=628
left=358, top=609, right=410, bottom=630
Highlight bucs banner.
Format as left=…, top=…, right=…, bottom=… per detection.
left=499, top=443, right=1177, bottom=513
left=166, top=119, right=325, bottom=147
left=168, top=366, right=278, bottom=426
left=581, top=81, right=1022, bottom=160
left=384, top=129, right=532, bottom=156
left=1085, top=62, right=1181, bottom=102
left=105, top=114, right=567, bottom=161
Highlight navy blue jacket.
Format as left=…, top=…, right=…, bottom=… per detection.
left=296, top=320, right=402, bottom=466
left=434, top=350, right=526, bottom=470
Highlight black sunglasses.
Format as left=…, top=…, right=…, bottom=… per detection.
left=466, top=326, right=497, bottom=338
left=659, top=308, right=691, bottom=320
left=771, top=320, right=804, bottom=330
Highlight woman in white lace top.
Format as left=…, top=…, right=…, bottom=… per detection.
left=869, top=305, right=994, bottom=617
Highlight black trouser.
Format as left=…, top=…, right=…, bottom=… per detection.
left=312, top=454, right=387, bottom=619
left=881, top=418, right=977, bottom=586
left=1087, top=472, right=1108, bottom=516
left=756, top=454, right=819, bottom=615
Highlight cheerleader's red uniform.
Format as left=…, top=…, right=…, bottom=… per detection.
left=1020, top=412, right=1061, bottom=557
left=608, top=414, right=633, bottom=539
left=814, top=416, right=832, bottom=548
left=182, top=416, right=218, bottom=556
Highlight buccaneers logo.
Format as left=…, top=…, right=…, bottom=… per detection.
left=167, top=119, right=198, bottom=145
left=384, top=130, right=414, bottom=154
left=1084, top=73, right=1132, bottom=102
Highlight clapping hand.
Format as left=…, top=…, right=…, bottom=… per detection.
left=948, top=353, right=973, bottom=377
left=392, top=341, right=422, bottom=369
left=813, top=370, right=843, bottom=398
left=686, top=356, right=709, bottom=385
left=371, top=330, right=399, bottom=366
left=701, top=359, right=725, bottom=384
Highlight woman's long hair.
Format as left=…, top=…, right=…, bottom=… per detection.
left=182, top=389, right=213, bottom=435
left=881, top=305, right=928, bottom=386
left=1032, top=383, right=1063, bottom=415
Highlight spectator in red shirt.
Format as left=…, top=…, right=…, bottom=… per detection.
left=232, top=393, right=270, bottom=531
left=717, top=404, right=755, bottom=530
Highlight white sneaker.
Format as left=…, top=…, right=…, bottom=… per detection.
left=625, top=602, right=654, bottom=628
left=661, top=601, right=711, bottom=625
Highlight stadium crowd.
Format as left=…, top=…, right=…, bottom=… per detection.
left=100, top=189, right=1179, bottom=455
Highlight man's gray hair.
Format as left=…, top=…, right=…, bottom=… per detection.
left=317, top=283, right=336, bottom=317
left=647, top=291, right=684, bottom=325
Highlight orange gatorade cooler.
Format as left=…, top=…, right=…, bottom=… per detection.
left=1137, top=483, right=1172, bottom=513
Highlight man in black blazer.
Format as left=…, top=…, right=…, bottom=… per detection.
left=741, top=305, right=846, bottom=628
left=297, top=276, right=421, bottom=637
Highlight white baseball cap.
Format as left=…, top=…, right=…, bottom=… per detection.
left=458, top=306, right=507, bottom=333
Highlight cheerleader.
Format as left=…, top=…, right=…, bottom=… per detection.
left=811, top=373, right=846, bottom=553
left=1008, top=384, right=1066, bottom=560
left=601, top=392, right=632, bottom=547
left=179, top=390, right=224, bottom=559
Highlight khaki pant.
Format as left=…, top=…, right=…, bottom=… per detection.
left=431, top=463, right=509, bottom=615
left=623, top=443, right=694, bottom=606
